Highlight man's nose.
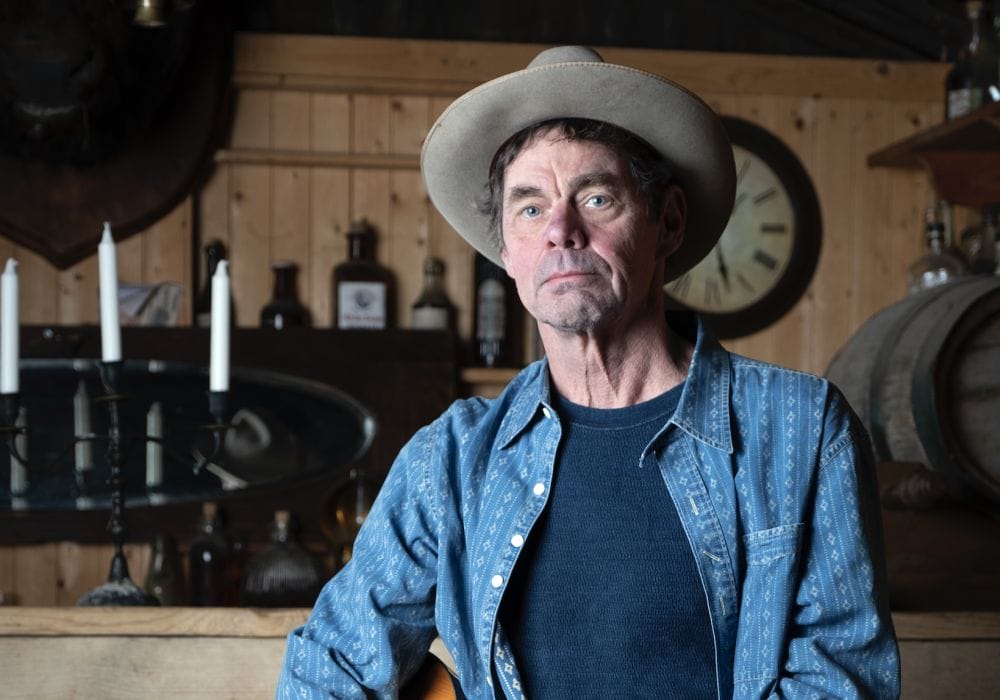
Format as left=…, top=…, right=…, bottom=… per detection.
left=545, top=201, right=586, bottom=249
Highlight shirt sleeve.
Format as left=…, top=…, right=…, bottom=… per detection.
left=772, top=390, right=901, bottom=699
left=275, top=420, right=443, bottom=699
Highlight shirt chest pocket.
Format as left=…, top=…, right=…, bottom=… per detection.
left=733, top=523, right=805, bottom=690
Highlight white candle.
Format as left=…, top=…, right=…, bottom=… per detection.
left=98, top=222, right=122, bottom=362
left=146, top=401, right=163, bottom=489
left=73, top=380, right=93, bottom=472
left=209, top=260, right=230, bottom=392
left=1, top=258, right=18, bottom=394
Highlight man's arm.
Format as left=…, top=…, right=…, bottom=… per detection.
left=773, top=394, right=900, bottom=699
left=276, top=422, right=443, bottom=699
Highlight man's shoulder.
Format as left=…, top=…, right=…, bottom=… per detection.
left=431, top=360, right=547, bottom=431
left=727, top=352, right=832, bottom=397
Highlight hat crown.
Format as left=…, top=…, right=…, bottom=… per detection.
left=527, top=45, right=604, bottom=68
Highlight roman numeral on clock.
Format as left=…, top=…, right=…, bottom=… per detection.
left=754, top=249, right=779, bottom=270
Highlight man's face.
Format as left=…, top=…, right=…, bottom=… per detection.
left=499, top=130, right=683, bottom=335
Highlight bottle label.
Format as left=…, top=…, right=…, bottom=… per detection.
left=338, top=281, right=387, bottom=328
left=411, top=306, right=449, bottom=330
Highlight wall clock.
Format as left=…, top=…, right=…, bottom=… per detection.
left=665, top=116, right=822, bottom=339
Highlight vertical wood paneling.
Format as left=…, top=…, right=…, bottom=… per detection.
left=390, top=170, right=431, bottom=328
left=310, top=168, right=351, bottom=326
left=851, top=101, right=896, bottom=330
left=311, top=94, right=351, bottom=153
left=58, top=258, right=99, bottom=326
left=270, top=166, right=312, bottom=308
left=16, top=246, right=58, bottom=324
left=230, top=89, right=271, bottom=149
left=352, top=95, right=391, bottom=155
left=271, top=91, right=311, bottom=152
left=810, top=98, right=857, bottom=373
left=429, top=97, right=474, bottom=341
left=229, top=165, right=272, bottom=326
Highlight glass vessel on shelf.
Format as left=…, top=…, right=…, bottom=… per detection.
left=907, top=207, right=969, bottom=294
left=241, top=510, right=325, bottom=607
left=331, top=220, right=396, bottom=329
left=946, top=0, right=1000, bottom=119
left=411, top=256, right=456, bottom=332
left=260, top=260, right=312, bottom=329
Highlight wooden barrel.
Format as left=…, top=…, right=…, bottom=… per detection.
left=826, top=276, right=1000, bottom=503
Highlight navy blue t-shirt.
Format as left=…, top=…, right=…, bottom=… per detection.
left=498, top=382, right=716, bottom=698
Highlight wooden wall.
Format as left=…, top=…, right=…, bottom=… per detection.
left=1, top=34, right=949, bottom=604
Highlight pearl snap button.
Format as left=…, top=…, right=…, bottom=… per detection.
left=542, top=406, right=553, bottom=419
left=510, top=534, right=524, bottom=548
left=491, top=574, right=504, bottom=588
left=533, top=482, right=545, bottom=496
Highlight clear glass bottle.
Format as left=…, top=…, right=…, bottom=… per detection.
left=472, top=253, right=522, bottom=367
left=960, top=204, right=1000, bottom=273
left=241, top=510, right=325, bottom=607
left=906, top=207, right=969, bottom=293
left=188, top=501, right=230, bottom=606
left=144, top=534, right=185, bottom=605
left=411, top=257, right=456, bottom=332
left=195, top=240, right=231, bottom=328
left=332, top=220, right=396, bottom=329
left=946, top=0, right=1000, bottom=119
left=260, top=260, right=312, bottom=329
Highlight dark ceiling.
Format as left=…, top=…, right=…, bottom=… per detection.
left=235, top=0, right=971, bottom=62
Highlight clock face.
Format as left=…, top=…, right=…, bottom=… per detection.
left=665, top=116, right=821, bottom=339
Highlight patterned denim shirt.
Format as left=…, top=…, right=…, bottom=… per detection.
left=277, top=320, right=901, bottom=699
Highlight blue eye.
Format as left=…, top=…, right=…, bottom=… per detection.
left=522, top=205, right=541, bottom=218
left=586, top=195, right=609, bottom=207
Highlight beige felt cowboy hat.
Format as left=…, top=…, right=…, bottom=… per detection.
left=420, top=45, right=736, bottom=282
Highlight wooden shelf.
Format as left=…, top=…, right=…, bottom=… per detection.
left=868, top=101, right=1000, bottom=208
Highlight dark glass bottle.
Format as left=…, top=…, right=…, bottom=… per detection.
left=195, top=240, right=231, bottom=328
left=260, top=260, right=312, bottom=328
left=946, top=0, right=1000, bottom=120
left=472, top=253, right=523, bottom=367
left=411, top=257, right=456, bottom=332
left=188, top=501, right=230, bottom=606
left=241, top=510, right=325, bottom=607
left=144, top=534, right=185, bottom=605
left=332, top=220, right=396, bottom=329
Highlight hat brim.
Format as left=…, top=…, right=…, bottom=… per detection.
left=421, top=58, right=736, bottom=281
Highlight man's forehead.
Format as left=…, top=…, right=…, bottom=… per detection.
left=503, top=134, right=628, bottom=186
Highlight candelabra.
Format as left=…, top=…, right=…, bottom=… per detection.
left=1, top=359, right=232, bottom=606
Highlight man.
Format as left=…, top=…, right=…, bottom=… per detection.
left=278, top=46, right=900, bottom=699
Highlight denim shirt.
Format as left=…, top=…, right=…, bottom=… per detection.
left=278, top=320, right=900, bottom=699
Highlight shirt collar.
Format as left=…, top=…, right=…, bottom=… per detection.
left=495, top=315, right=733, bottom=454
left=670, top=316, right=734, bottom=453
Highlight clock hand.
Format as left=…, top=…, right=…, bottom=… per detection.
left=715, top=247, right=731, bottom=290
left=732, top=192, right=747, bottom=211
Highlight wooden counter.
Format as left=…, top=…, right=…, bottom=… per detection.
left=1, top=608, right=998, bottom=698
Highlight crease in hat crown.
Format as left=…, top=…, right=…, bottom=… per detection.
left=420, top=44, right=737, bottom=282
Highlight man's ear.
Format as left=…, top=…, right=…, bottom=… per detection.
left=658, top=185, right=686, bottom=259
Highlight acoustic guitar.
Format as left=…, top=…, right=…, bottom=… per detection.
left=401, top=653, right=457, bottom=700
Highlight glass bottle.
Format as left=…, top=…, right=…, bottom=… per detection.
left=195, top=240, right=231, bottom=328
left=946, top=0, right=1000, bottom=120
left=411, top=257, right=456, bottom=332
left=331, top=220, right=396, bottom=329
left=906, top=207, right=969, bottom=294
left=144, top=534, right=185, bottom=605
left=260, top=260, right=312, bottom=329
left=472, top=253, right=522, bottom=367
left=188, top=501, right=230, bottom=606
left=241, top=510, right=325, bottom=607
left=960, top=204, right=1000, bottom=273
